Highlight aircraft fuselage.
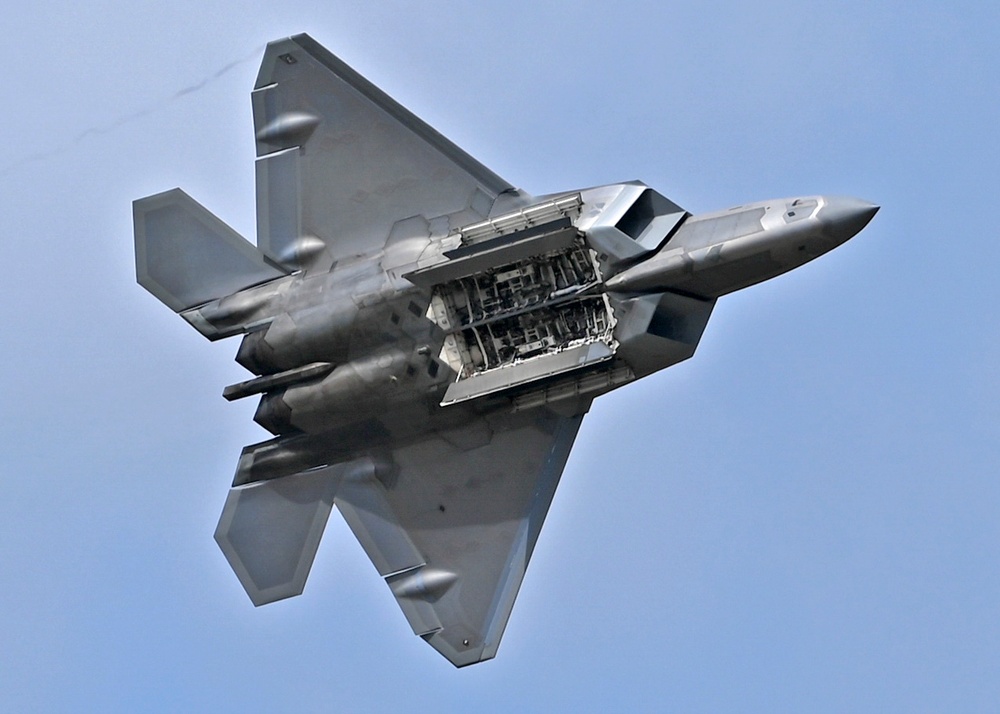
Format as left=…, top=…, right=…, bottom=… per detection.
left=133, top=33, right=878, bottom=667
left=183, top=185, right=876, bottom=487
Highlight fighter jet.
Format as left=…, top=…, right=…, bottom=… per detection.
left=133, top=34, right=877, bottom=667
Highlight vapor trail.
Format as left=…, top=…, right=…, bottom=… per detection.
left=0, top=44, right=265, bottom=176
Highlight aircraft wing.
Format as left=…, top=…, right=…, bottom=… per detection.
left=252, top=34, right=517, bottom=269
left=215, top=406, right=586, bottom=667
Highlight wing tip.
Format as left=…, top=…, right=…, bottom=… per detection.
left=422, top=630, right=499, bottom=668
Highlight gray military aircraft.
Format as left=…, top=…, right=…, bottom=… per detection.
left=134, top=34, right=877, bottom=667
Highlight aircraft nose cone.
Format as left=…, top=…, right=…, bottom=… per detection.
left=821, top=196, right=879, bottom=243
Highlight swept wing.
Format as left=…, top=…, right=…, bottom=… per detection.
left=252, top=34, right=517, bottom=269
left=215, top=408, right=586, bottom=666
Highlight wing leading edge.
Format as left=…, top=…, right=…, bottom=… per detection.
left=215, top=407, right=586, bottom=667
left=252, top=34, right=521, bottom=271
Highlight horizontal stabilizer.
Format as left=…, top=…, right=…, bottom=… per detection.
left=134, top=188, right=288, bottom=312
left=214, top=467, right=339, bottom=606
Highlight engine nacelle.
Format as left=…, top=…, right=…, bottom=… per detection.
left=254, top=348, right=422, bottom=435
left=236, top=301, right=359, bottom=374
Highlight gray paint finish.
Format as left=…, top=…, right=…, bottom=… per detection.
left=134, top=188, right=289, bottom=312
left=250, top=34, right=520, bottom=272
left=134, top=35, right=877, bottom=668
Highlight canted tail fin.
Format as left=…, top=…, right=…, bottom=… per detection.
left=133, top=188, right=289, bottom=312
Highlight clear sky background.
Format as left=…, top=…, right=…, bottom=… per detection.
left=2, top=1, right=998, bottom=712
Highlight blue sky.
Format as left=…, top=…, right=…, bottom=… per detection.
left=2, top=1, right=998, bottom=711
